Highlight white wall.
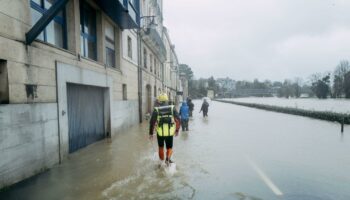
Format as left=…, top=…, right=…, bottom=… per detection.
left=112, top=100, right=139, bottom=134
left=0, top=103, right=59, bottom=188
left=122, top=30, right=138, bottom=65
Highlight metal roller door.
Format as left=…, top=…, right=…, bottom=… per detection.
left=67, top=84, right=105, bottom=153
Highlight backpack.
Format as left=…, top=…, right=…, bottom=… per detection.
left=155, top=105, right=175, bottom=136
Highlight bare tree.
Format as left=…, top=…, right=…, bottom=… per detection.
left=333, top=60, right=350, bottom=97
left=334, top=60, right=350, bottom=78
left=293, top=77, right=303, bottom=97
left=345, top=71, right=350, bottom=98
left=311, top=73, right=331, bottom=99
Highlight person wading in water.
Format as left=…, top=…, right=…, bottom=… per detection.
left=179, top=101, right=190, bottom=131
left=187, top=98, right=194, bottom=117
left=200, top=99, right=209, bottom=117
left=149, top=93, right=180, bottom=166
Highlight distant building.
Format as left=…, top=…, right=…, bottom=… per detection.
left=204, top=82, right=209, bottom=88
left=163, top=28, right=181, bottom=105
left=180, top=72, right=189, bottom=100
left=139, top=0, right=166, bottom=115
left=207, top=90, right=215, bottom=99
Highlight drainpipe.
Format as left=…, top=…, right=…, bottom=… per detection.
left=137, top=29, right=143, bottom=123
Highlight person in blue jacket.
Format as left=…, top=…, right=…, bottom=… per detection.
left=179, top=101, right=190, bottom=131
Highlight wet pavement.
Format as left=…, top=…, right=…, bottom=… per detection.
left=1, top=100, right=350, bottom=200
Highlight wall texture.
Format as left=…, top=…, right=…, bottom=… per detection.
left=112, top=100, right=139, bottom=136
left=0, top=103, right=59, bottom=188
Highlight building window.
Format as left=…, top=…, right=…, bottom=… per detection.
left=154, top=85, right=157, bottom=98
left=122, top=84, right=127, bottom=100
left=105, top=21, right=115, bottom=68
left=150, top=54, right=153, bottom=72
left=143, top=48, right=147, bottom=68
left=127, top=36, right=132, bottom=59
left=0, top=60, right=9, bottom=104
left=30, top=0, right=66, bottom=48
left=80, top=1, right=97, bottom=60
left=154, top=58, right=157, bottom=75
left=160, top=65, right=162, bottom=79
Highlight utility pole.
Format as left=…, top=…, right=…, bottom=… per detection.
left=137, top=28, right=143, bottom=123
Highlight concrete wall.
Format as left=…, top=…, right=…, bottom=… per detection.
left=112, top=100, right=139, bottom=134
left=0, top=103, right=59, bottom=188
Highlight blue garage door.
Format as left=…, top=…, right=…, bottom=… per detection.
left=67, top=84, right=105, bottom=153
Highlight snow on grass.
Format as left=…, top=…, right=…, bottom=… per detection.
left=223, top=97, right=350, bottom=114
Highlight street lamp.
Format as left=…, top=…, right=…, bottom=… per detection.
left=140, top=15, right=157, bottom=29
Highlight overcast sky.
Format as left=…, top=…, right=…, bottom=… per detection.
left=163, top=0, right=350, bottom=82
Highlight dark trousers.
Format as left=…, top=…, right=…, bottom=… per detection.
left=157, top=135, right=174, bottom=160
left=157, top=135, right=173, bottom=148
left=202, top=110, right=208, bottom=117
left=189, top=110, right=193, bottom=117
left=181, top=119, right=189, bottom=131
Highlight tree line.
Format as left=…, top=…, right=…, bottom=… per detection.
left=180, top=60, right=350, bottom=99
left=309, top=60, right=350, bottom=98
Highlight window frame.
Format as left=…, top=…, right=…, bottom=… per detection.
left=154, top=57, right=157, bottom=75
left=30, top=0, right=67, bottom=49
left=122, top=84, right=127, bottom=100
left=127, top=36, right=133, bottom=59
left=154, top=85, right=157, bottom=98
left=150, top=54, right=153, bottom=72
left=105, top=20, right=116, bottom=68
left=80, top=0, right=97, bottom=60
left=143, top=48, right=147, bottom=68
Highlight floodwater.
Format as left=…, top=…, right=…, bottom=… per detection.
left=1, top=100, right=350, bottom=200
left=224, top=97, right=350, bottom=114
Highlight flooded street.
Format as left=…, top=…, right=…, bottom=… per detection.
left=1, top=100, right=350, bottom=200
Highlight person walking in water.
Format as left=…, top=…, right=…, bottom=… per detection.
left=149, top=93, right=180, bottom=166
left=179, top=101, right=190, bottom=131
left=187, top=98, right=194, bottom=117
left=200, top=99, right=209, bottom=117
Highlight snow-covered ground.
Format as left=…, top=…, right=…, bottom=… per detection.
left=223, top=97, right=350, bottom=114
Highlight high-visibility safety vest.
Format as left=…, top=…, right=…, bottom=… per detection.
left=155, top=105, right=175, bottom=137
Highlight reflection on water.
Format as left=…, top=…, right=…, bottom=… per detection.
left=181, top=131, right=189, bottom=141
left=201, top=117, right=209, bottom=125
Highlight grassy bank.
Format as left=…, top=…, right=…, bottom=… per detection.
left=216, top=99, right=350, bottom=125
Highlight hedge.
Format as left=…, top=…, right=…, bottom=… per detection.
left=215, top=100, right=350, bottom=125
